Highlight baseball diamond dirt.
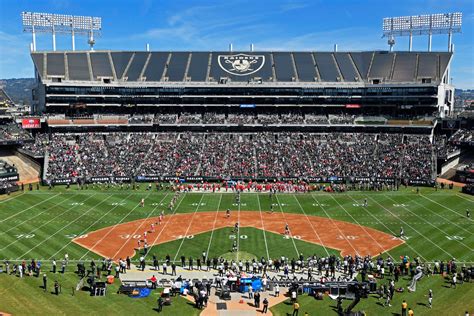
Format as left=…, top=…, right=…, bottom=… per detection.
left=73, top=211, right=404, bottom=261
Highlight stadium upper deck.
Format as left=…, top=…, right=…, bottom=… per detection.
left=32, top=50, right=451, bottom=84
left=31, top=50, right=454, bottom=121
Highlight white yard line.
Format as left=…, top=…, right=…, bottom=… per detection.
left=0, top=193, right=97, bottom=252
left=420, top=194, right=473, bottom=221
left=78, top=192, right=152, bottom=260
left=172, top=194, right=205, bottom=262
left=111, top=193, right=170, bottom=259
left=17, top=194, right=115, bottom=259
left=366, top=195, right=456, bottom=259
left=345, top=194, right=424, bottom=261
left=236, top=193, right=241, bottom=261
left=143, top=192, right=187, bottom=261
left=0, top=193, right=61, bottom=224
left=293, top=194, right=330, bottom=257
left=256, top=193, right=270, bottom=260
left=0, top=192, right=25, bottom=204
left=205, top=194, right=223, bottom=261
left=456, top=194, right=474, bottom=202
left=275, top=194, right=300, bottom=257
left=384, top=195, right=474, bottom=252
left=48, top=193, right=135, bottom=260
left=0, top=193, right=78, bottom=236
left=329, top=194, right=392, bottom=256
left=410, top=198, right=472, bottom=235
left=309, top=193, right=360, bottom=256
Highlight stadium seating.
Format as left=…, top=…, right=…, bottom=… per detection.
left=25, top=132, right=436, bottom=181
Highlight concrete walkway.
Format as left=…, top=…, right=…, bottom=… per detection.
left=120, top=264, right=349, bottom=283
left=197, top=291, right=289, bottom=316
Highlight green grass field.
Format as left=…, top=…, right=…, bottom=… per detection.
left=0, top=186, right=473, bottom=314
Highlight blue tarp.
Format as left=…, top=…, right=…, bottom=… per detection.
left=129, top=288, right=151, bottom=298
left=239, top=277, right=262, bottom=292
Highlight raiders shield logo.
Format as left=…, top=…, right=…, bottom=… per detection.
left=218, top=53, right=265, bottom=76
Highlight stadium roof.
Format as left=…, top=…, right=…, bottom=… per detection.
left=31, top=50, right=452, bottom=85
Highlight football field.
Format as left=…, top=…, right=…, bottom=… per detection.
left=0, top=186, right=473, bottom=264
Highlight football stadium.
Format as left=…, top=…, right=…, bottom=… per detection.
left=0, top=3, right=473, bottom=316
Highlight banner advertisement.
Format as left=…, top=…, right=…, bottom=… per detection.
left=21, top=118, right=41, bottom=129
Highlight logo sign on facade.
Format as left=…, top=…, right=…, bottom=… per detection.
left=218, top=53, right=265, bottom=76
left=21, top=118, right=41, bottom=129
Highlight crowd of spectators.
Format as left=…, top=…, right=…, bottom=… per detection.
left=257, top=114, right=280, bottom=125
left=0, top=160, right=19, bottom=192
left=203, top=113, right=225, bottom=124
left=42, top=112, right=444, bottom=126
left=21, top=133, right=49, bottom=157
left=227, top=114, right=255, bottom=124
left=154, top=114, right=177, bottom=124
left=328, top=114, right=355, bottom=125
left=149, top=112, right=355, bottom=125
left=434, top=135, right=459, bottom=158
left=26, top=132, right=437, bottom=181
left=449, top=129, right=474, bottom=146
left=177, top=113, right=202, bottom=124
left=400, top=136, right=434, bottom=180
left=128, top=115, right=153, bottom=124
left=0, top=122, right=33, bottom=142
left=305, top=115, right=329, bottom=124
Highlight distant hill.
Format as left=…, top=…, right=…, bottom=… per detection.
left=0, top=78, right=35, bottom=106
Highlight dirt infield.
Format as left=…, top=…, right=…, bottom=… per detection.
left=73, top=211, right=404, bottom=261
left=436, top=177, right=466, bottom=187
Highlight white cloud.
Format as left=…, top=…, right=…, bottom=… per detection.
left=255, top=27, right=384, bottom=51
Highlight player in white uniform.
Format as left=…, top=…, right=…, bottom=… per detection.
left=427, top=289, right=433, bottom=308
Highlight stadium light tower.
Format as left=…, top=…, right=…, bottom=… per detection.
left=21, top=12, right=102, bottom=51
left=382, top=13, right=462, bottom=52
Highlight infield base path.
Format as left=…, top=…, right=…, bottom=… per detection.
left=73, top=211, right=404, bottom=260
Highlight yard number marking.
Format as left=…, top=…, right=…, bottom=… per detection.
left=15, top=234, right=35, bottom=239
left=445, top=235, right=464, bottom=241
left=120, top=234, right=141, bottom=239
left=337, top=235, right=358, bottom=240
left=230, top=234, right=248, bottom=240
left=283, top=235, right=302, bottom=240
left=175, top=235, right=195, bottom=239
left=393, top=235, right=410, bottom=240
left=65, top=234, right=88, bottom=239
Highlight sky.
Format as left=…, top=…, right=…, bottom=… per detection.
left=0, top=0, right=472, bottom=88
